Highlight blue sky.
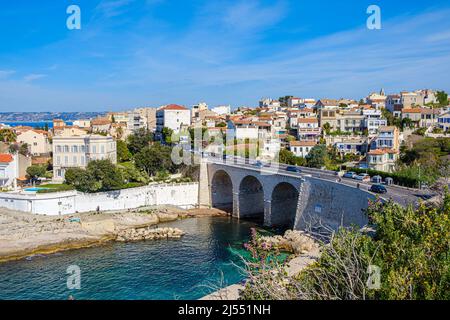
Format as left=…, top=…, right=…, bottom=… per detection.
left=1, top=0, right=450, bottom=112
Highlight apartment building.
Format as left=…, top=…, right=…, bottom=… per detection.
left=314, top=99, right=339, bottom=110
left=363, top=109, right=388, bottom=134
left=16, top=129, right=51, bottom=156
left=438, top=111, right=450, bottom=131
left=156, top=104, right=191, bottom=140
left=367, top=126, right=400, bottom=172
left=52, top=134, right=117, bottom=182
left=386, top=94, right=402, bottom=114
left=367, top=149, right=398, bottom=173
left=401, top=107, right=440, bottom=127
left=326, top=136, right=369, bottom=155
left=371, top=126, right=400, bottom=150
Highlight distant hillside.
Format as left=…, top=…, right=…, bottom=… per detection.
left=0, top=112, right=108, bottom=122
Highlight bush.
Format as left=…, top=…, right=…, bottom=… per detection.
left=241, top=196, right=450, bottom=300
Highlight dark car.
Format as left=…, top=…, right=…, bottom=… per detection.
left=286, top=166, right=301, bottom=173
left=370, top=184, right=387, bottom=194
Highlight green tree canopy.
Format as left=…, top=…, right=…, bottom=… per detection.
left=134, top=143, right=174, bottom=177
left=127, top=128, right=153, bottom=155
left=306, top=144, right=329, bottom=168
left=26, top=165, right=46, bottom=179
left=116, top=140, right=132, bottom=163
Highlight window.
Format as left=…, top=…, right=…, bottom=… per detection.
left=64, top=145, right=69, bottom=152
left=64, top=156, right=68, bottom=165
left=56, top=156, right=61, bottom=165
left=72, top=146, right=78, bottom=153
left=56, top=145, right=62, bottom=153
left=92, top=146, right=97, bottom=153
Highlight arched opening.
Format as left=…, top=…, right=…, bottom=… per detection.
left=271, top=182, right=299, bottom=229
left=238, top=175, right=264, bottom=223
left=211, top=170, right=233, bottom=213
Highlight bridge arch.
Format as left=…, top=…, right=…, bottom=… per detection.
left=211, top=170, right=233, bottom=213
left=238, top=175, right=265, bottom=222
left=271, top=182, right=299, bottom=229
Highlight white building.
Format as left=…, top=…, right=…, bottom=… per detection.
left=211, top=105, right=231, bottom=115
left=363, top=109, right=388, bottom=135
left=0, top=154, right=18, bottom=189
left=156, top=104, right=191, bottom=138
left=289, top=141, right=317, bottom=158
left=16, top=129, right=52, bottom=156
left=52, top=134, right=117, bottom=182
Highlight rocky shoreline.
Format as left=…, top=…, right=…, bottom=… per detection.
left=0, top=206, right=227, bottom=263
left=116, top=227, right=184, bottom=242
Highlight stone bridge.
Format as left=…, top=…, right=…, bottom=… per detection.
left=199, top=159, right=375, bottom=231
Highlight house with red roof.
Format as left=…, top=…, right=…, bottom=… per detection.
left=0, top=153, right=18, bottom=189
left=156, top=104, right=191, bottom=141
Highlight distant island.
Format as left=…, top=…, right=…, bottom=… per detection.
left=0, top=112, right=107, bottom=122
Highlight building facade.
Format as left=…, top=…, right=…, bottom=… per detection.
left=52, top=135, right=117, bottom=182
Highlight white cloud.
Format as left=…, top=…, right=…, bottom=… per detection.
left=23, top=74, right=47, bottom=82
left=0, top=70, right=15, bottom=79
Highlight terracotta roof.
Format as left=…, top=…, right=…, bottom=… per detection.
left=368, top=148, right=398, bottom=155
left=91, top=118, right=111, bottom=125
left=0, top=154, right=13, bottom=163
left=297, top=118, right=318, bottom=123
left=160, top=104, right=188, bottom=111
left=402, top=108, right=422, bottom=114
left=290, top=140, right=317, bottom=147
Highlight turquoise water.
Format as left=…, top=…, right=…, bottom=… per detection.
left=0, top=217, right=260, bottom=300
left=24, top=187, right=48, bottom=192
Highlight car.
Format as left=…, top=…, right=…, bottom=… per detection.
left=343, top=171, right=356, bottom=179
left=370, top=184, right=387, bottom=194
left=354, top=173, right=370, bottom=182
left=286, top=166, right=301, bottom=173
left=253, top=161, right=264, bottom=168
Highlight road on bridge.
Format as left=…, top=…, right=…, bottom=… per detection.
left=205, top=155, right=435, bottom=207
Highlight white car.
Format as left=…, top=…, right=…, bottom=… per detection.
left=354, top=173, right=370, bottom=182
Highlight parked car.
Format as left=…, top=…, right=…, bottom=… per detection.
left=253, top=161, right=264, bottom=168
left=370, top=184, right=387, bottom=194
left=286, top=166, right=301, bottom=173
left=343, top=171, right=357, bottom=179
left=354, top=173, right=370, bottom=182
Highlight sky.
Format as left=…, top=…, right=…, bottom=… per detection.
left=0, top=0, right=450, bottom=112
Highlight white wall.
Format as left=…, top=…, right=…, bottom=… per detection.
left=0, top=183, right=199, bottom=215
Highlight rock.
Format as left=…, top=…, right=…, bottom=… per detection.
left=114, top=226, right=184, bottom=242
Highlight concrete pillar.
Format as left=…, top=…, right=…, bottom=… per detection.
left=198, top=158, right=211, bottom=208
left=264, top=199, right=272, bottom=227
left=232, top=191, right=240, bottom=219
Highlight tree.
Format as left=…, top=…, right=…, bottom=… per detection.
left=134, top=143, right=174, bottom=177
left=65, top=160, right=123, bottom=192
left=322, top=122, right=331, bottom=135
left=162, top=127, right=174, bottom=145
left=26, top=165, right=46, bottom=180
left=86, top=160, right=123, bottom=191
left=64, top=167, right=86, bottom=185
left=116, top=140, right=132, bottom=163
left=279, top=149, right=297, bottom=165
left=436, top=91, right=448, bottom=107
left=127, top=128, right=153, bottom=155
left=306, top=144, right=328, bottom=168
left=0, top=129, right=16, bottom=143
